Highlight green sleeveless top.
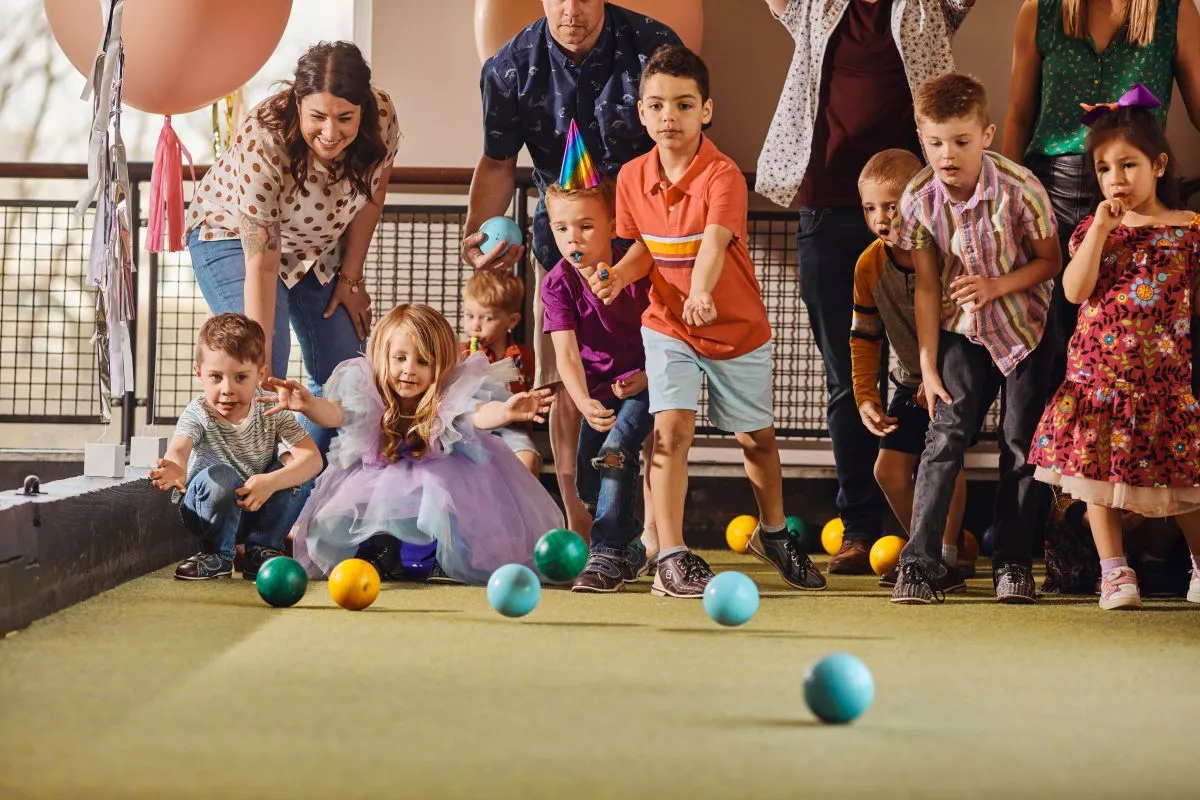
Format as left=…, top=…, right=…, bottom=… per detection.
left=1026, top=0, right=1177, bottom=158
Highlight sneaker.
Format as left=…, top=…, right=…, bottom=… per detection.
left=241, top=546, right=285, bottom=580
left=571, top=552, right=627, bottom=593
left=640, top=553, right=658, bottom=580
left=879, top=565, right=898, bottom=588
left=938, top=563, right=967, bottom=593
left=1189, top=569, right=1200, bottom=604
left=426, top=562, right=459, bottom=584
left=891, top=562, right=945, bottom=605
left=174, top=552, right=233, bottom=581
left=357, top=535, right=401, bottom=581
left=622, top=541, right=648, bottom=583
left=650, top=551, right=714, bottom=598
left=1099, top=566, right=1142, bottom=610
left=956, top=556, right=977, bottom=579
left=747, top=528, right=826, bottom=590
left=994, top=562, right=1037, bottom=604
left=828, top=540, right=873, bottom=575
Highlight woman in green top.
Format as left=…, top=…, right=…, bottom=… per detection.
left=1002, top=0, right=1200, bottom=389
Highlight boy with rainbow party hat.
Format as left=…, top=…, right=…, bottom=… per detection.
left=589, top=45, right=825, bottom=598
left=541, top=119, right=656, bottom=592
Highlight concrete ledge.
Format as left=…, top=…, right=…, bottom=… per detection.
left=0, top=469, right=194, bottom=636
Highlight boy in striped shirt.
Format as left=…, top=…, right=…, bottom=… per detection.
left=149, top=313, right=322, bottom=580
left=590, top=44, right=824, bottom=599
left=894, top=73, right=1061, bottom=605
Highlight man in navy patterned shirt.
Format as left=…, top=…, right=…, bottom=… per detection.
left=462, top=0, right=678, bottom=541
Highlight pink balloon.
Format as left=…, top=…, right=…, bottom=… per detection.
left=473, top=0, right=703, bottom=63
left=44, top=0, right=292, bottom=116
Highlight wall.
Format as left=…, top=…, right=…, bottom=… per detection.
left=371, top=0, right=1200, bottom=182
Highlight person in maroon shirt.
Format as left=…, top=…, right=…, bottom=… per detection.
left=758, top=0, right=974, bottom=574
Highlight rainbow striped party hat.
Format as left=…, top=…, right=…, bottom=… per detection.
left=558, top=119, right=600, bottom=190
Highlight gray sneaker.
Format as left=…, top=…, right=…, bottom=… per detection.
left=891, top=562, right=945, bottom=605
left=747, top=527, right=826, bottom=590
left=651, top=551, right=714, bottom=598
left=994, top=563, right=1036, bottom=603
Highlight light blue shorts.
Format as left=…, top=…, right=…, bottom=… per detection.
left=493, top=424, right=539, bottom=457
left=641, top=327, right=774, bottom=433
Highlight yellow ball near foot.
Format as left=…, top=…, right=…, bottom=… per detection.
left=869, top=535, right=907, bottom=576
left=725, top=514, right=758, bottom=554
left=821, top=518, right=845, bottom=556
left=329, top=558, right=381, bottom=611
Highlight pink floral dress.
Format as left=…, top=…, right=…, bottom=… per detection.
left=1029, top=213, right=1200, bottom=516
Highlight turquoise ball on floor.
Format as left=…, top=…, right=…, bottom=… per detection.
left=487, top=563, right=541, bottom=618
left=255, top=556, right=308, bottom=608
left=703, top=571, right=759, bottom=627
left=478, top=216, right=523, bottom=255
left=804, top=653, right=875, bottom=724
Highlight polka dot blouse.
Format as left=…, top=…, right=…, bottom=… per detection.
left=187, top=87, right=401, bottom=289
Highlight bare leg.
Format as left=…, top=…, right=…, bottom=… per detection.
left=549, top=387, right=591, bottom=541
left=1173, top=509, right=1200, bottom=557
left=649, top=410, right=695, bottom=551
left=874, top=450, right=919, bottom=533
left=515, top=449, right=541, bottom=476
left=734, top=426, right=785, bottom=528
left=1087, top=503, right=1125, bottom=560
left=639, top=434, right=658, bottom=557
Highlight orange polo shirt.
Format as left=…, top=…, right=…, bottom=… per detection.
left=615, top=135, right=771, bottom=360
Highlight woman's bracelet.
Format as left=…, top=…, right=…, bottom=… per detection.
left=339, top=273, right=367, bottom=294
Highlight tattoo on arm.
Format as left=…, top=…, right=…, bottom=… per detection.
left=240, top=212, right=280, bottom=256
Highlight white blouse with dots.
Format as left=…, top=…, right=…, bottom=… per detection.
left=187, top=87, right=401, bottom=289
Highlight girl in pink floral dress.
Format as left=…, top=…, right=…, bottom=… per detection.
left=1029, top=87, right=1200, bottom=610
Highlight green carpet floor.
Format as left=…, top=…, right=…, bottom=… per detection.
left=1, top=551, right=1199, bottom=799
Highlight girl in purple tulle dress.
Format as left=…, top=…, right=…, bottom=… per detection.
left=263, top=303, right=563, bottom=584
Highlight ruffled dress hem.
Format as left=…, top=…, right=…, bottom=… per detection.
left=1033, top=467, right=1200, bottom=517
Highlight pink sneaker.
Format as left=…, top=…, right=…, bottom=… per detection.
left=1099, top=567, right=1141, bottom=610
left=1188, top=569, right=1200, bottom=604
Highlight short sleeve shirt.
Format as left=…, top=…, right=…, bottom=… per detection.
left=187, top=88, right=401, bottom=289
left=480, top=3, right=679, bottom=267
left=174, top=393, right=309, bottom=485
left=541, top=247, right=650, bottom=401
left=616, top=136, right=772, bottom=360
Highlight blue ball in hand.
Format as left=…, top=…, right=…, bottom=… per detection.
left=478, top=216, right=524, bottom=256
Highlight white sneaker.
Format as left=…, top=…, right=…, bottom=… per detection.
left=1099, top=567, right=1141, bottom=611
left=1188, top=569, right=1200, bottom=604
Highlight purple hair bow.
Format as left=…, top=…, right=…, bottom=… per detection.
left=1080, top=82, right=1161, bottom=126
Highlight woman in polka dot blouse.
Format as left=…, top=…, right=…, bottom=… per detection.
left=186, top=40, right=401, bottom=455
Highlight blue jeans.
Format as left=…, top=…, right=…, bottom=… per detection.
left=179, top=463, right=310, bottom=559
left=575, top=390, right=654, bottom=556
left=187, top=228, right=365, bottom=456
left=796, top=207, right=888, bottom=542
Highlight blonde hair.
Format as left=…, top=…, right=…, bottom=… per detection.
left=463, top=271, right=525, bottom=315
left=368, top=304, right=459, bottom=462
left=1061, top=0, right=1157, bottom=47
left=545, top=179, right=616, bottom=217
left=859, top=149, right=924, bottom=194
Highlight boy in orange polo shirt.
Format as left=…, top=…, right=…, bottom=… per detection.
left=590, top=44, right=825, bottom=598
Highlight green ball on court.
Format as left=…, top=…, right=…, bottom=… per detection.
left=255, top=556, right=308, bottom=608
left=533, top=528, right=588, bottom=583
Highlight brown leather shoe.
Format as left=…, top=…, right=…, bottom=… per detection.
left=828, top=540, right=873, bottom=575
left=571, top=552, right=627, bottom=593
left=650, top=551, right=714, bottom=598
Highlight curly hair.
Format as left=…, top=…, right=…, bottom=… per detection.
left=639, top=44, right=710, bottom=101
left=368, top=304, right=459, bottom=462
left=255, top=41, right=388, bottom=201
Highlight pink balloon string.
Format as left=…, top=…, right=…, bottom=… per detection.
left=147, top=115, right=195, bottom=253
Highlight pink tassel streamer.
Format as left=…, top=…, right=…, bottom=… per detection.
left=147, top=116, right=195, bottom=252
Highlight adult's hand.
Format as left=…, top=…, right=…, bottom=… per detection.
left=324, top=276, right=373, bottom=340
left=460, top=232, right=526, bottom=273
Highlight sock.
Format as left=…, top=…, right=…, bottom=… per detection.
left=1100, top=556, right=1127, bottom=575
left=761, top=518, right=788, bottom=539
left=942, top=544, right=958, bottom=564
left=658, top=545, right=688, bottom=561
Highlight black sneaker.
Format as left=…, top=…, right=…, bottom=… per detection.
left=651, top=551, right=715, bottom=598
left=747, top=528, right=827, bottom=590
left=939, top=564, right=967, bottom=593
left=357, top=535, right=401, bottom=581
left=891, top=562, right=946, bottom=605
left=426, top=562, right=460, bottom=584
left=994, top=562, right=1037, bottom=604
left=242, top=546, right=285, bottom=580
left=879, top=565, right=898, bottom=588
left=174, top=552, right=233, bottom=581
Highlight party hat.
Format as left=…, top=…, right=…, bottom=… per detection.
left=559, top=119, right=601, bottom=190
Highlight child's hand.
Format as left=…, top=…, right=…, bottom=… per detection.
left=612, top=371, right=647, bottom=399
left=1094, top=196, right=1128, bottom=233
left=858, top=401, right=898, bottom=437
left=505, top=387, right=555, bottom=425
left=921, top=372, right=953, bottom=419
left=236, top=474, right=277, bottom=512
left=580, top=398, right=616, bottom=432
left=585, top=262, right=622, bottom=305
left=682, top=291, right=717, bottom=327
left=259, top=377, right=312, bottom=416
left=149, top=458, right=186, bottom=492
left=949, top=275, right=1000, bottom=310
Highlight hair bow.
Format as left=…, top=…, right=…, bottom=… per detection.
left=1080, top=82, right=1161, bottom=126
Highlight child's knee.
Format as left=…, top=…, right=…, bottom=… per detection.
left=193, top=464, right=241, bottom=496
left=734, top=426, right=778, bottom=454
left=653, top=417, right=694, bottom=453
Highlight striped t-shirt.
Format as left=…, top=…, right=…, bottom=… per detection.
left=175, top=393, right=309, bottom=485
left=898, top=151, right=1056, bottom=376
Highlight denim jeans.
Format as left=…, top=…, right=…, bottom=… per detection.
left=575, top=390, right=654, bottom=556
left=179, top=463, right=310, bottom=559
left=903, top=330, right=1052, bottom=574
left=186, top=228, right=365, bottom=456
left=796, top=207, right=888, bottom=542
